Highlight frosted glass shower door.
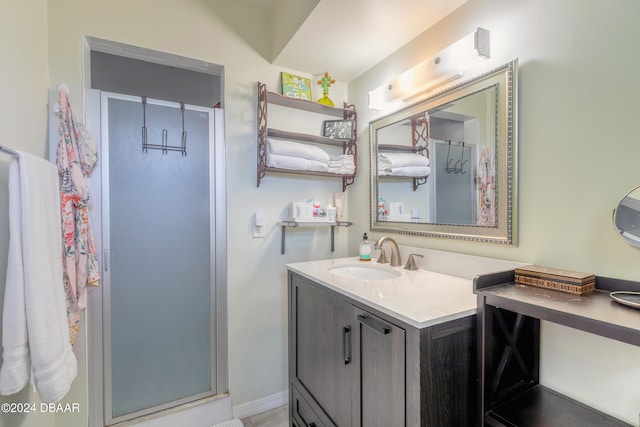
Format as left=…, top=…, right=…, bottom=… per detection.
left=431, top=140, right=477, bottom=225
left=102, top=94, right=217, bottom=423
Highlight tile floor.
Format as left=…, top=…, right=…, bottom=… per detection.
left=241, top=405, right=288, bottom=427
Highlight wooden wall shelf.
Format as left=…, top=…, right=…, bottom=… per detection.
left=257, top=82, right=358, bottom=192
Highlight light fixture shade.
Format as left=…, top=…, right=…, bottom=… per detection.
left=475, top=27, right=490, bottom=59
left=368, top=27, right=490, bottom=110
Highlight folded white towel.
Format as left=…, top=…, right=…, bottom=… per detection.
left=267, top=153, right=329, bottom=173
left=330, top=154, right=354, bottom=162
left=378, top=152, right=429, bottom=168
left=379, top=165, right=431, bottom=177
left=0, top=152, right=77, bottom=403
left=328, top=164, right=356, bottom=174
left=327, top=166, right=356, bottom=175
left=328, top=154, right=354, bottom=170
left=328, top=160, right=355, bottom=167
left=267, top=138, right=330, bottom=163
left=210, top=419, right=244, bottom=427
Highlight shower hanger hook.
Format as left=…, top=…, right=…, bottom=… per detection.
left=140, top=96, right=188, bottom=155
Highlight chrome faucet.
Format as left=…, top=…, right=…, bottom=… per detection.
left=374, top=236, right=402, bottom=267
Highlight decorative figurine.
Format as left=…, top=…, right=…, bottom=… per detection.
left=316, top=72, right=335, bottom=106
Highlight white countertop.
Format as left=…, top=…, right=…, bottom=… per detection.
left=287, top=257, right=478, bottom=329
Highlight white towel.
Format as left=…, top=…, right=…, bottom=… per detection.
left=328, top=164, right=356, bottom=174
left=210, top=419, right=244, bottom=427
left=328, top=154, right=354, bottom=173
left=328, top=154, right=354, bottom=167
left=328, top=160, right=355, bottom=167
left=378, top=152, right=429, bottom=168
left=330, top=154, right=353, bottom=162
left=379, top=165, right=431, bottom=177
left=0, top=152, right=77, bottom=403
left=267, top=138, right=330, bottom=163
left=267, top=153, right=329, bottom=172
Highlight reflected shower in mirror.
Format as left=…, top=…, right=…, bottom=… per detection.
left=613, top=186, right=640, bottom=247
left=370, top=60, right=517, bottom=245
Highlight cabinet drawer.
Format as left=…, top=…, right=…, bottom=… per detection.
left=291, top=384, right=334, bottom=427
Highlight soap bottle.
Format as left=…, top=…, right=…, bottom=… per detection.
left=326, top=203, right=337, bottom=223
left=359, top=233, right=371, bottom=262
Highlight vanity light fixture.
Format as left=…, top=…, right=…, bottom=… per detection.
left=368, top=27, right=490, bottom=110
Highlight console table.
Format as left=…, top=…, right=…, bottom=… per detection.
left=474, top=270, right=640, bottom=426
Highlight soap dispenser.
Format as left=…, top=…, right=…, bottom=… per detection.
left=359, top=233, right=371, bottom=262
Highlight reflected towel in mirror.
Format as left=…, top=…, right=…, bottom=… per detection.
left=378, top=152, right=430, bottom=168
left=379, top=165, right=431, bottom=177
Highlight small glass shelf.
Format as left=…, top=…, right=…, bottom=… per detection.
left=279, top=220, right=352, bottom=254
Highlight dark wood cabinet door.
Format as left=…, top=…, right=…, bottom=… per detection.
left=356, top=310, right=405, bottom=427
left=422, top=315, right=476, bottom=426
left=291, top=274, right=353, bottom=426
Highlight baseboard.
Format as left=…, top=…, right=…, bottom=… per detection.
left=232, top=389, right=289, bottom=419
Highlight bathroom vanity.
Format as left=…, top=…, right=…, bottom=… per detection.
left=287, top=258, right=479, bottom=427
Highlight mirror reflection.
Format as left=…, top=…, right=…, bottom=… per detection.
left=614, top=186, right=640, bottom=247
left=376, top=86, right=496, bottom=225
left=370, top=60, right=517, bottom=244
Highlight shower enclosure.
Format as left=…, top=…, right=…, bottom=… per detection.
left=430, top=139, right=477, bottom=224
left=86, top=91, right=228, bottom=426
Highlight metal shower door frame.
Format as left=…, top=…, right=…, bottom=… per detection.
left=85, top=90, right=228, bottom=426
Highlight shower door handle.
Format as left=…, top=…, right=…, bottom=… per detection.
left=103, top=249, right=109, bottom=271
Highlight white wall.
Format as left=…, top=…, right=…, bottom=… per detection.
left=348, top=0, right=640, bottom=423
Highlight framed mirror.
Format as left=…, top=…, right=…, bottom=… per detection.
left=369, top=60, right=517, bottom=244
left=613, top=186, right=640, bottom=247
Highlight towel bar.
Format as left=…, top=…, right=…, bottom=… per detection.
left=0, top=146, right=19, bottom=157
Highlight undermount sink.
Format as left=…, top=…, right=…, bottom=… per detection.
left=328, top=263, right=401, bottom=280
